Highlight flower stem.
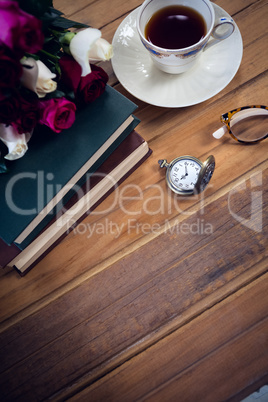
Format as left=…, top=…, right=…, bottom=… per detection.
left=39, top=49, right=60, bottom=62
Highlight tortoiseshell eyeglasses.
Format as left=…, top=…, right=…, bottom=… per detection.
left=212, top=105, right=268, bottom=144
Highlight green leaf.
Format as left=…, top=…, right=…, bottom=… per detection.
left=50, top=16, right=89, bottom=30
left=0, top=155, right=8, bottom=174
left=43, top=38, right=62, bottom=57
left=49, top=8, right=63, bottom=16
left=40, top=8, right=66, bottom=32
left=44, top=89, right=66, bottom=99
left=25, top=52, right=40, bottom=61
left=17, top=0, right=53, bottom=18
left=55, top=62, right=61, bottom=76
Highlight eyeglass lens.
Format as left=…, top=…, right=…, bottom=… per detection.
left=230, top=108, right=268, bottom=142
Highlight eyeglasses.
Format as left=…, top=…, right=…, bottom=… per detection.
left=212, top=105, right=268, bottom=143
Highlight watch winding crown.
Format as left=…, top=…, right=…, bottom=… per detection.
left=158, top=159, right=168, bottom=168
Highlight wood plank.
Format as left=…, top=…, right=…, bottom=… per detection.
left=70, top=274, right=268, bottom=402
left=1, top=0, right=267, bottom=323
left=0, top=171, right=267, bottom=400
left=53, top=0, right=261, bottom=28
left=0, top=0, right=267, bottom=401
left=54, top=0, right=142, bottom=28
left=0, top=72, right=267, bottom=323
left=53, top=0, right=96, bottom=18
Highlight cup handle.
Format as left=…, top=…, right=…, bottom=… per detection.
left=212, top=17, right=235, bottom=40
left=205, top=16, right=235, bottom=50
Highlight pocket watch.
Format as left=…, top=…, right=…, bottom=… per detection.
left=158, top=155, right=215, bottom=195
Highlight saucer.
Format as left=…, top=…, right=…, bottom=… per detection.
left=111, top=5, right=243, bottom=107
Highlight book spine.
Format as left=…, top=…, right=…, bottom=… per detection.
left=14, top=147, right=152, bottom=276
left=0, top=238, right=21, bottom=268
left=18, top=116, right=141, bottom=250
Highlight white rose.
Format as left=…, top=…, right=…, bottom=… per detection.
left=20, top=57, right=38, bottom=93
left=0, top=124, right=32, bottom=160
left=70, top=28, right=113, bottom=77
left=36, top=60, right=57, bottom=98
left=20, top=58, right=57, bottom=98
left=87, top=38, right=113, bottom=62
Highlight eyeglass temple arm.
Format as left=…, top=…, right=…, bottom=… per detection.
left=212, top=108, right=267, bottom=139
left=212, top=125, right=228, bottom=139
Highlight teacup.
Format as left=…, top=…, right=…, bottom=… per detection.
left=136, top=0, right=235, bottom=74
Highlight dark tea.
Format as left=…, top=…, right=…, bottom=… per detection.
left=145, top=5, right=206, bottom=49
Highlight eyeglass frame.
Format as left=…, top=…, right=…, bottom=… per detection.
left=213, top=105, right=268, bottom=144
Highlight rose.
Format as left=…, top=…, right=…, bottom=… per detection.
left=0, top=0, right=43, bottom=56
left=0, top=47, right=22, bottom=90
left=0, top=123, right=30, bottom=160
left=20, top=57, right=39, bottom=94
left=85, top=37, right=113, bottom=62
left=0, top=89, right=21, bottom=125
left=20, top=59, right=57, bottom=98
left=69, top=28, right=101, bottom=76
left=36, top=60, right=57, bottom=98
left=39, top=98, right=76, bottom=133
left=0, top=89, right=40, bottom=133
left=15, top=8, right=43, bottom=55
left=13, top=91, right=40, bottom=134
left=69, top=28, right=113, bottom=76
left=78, top=65, right=108, bottom=104
left=59, top=55, right=81, bottom=94
left=59, top=55, right=108, bottom=104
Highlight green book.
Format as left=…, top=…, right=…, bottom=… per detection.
left=0, top=85, right=139, bottom=248
left=9, top=131, right=152, bottom=275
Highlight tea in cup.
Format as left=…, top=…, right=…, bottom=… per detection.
left=137, top=0, right=235, bottom=74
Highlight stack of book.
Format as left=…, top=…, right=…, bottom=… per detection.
left=0, top=85, right=151, bottom=275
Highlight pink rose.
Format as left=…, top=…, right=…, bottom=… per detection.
left=39, top=98, right=76, bottom=133
left=59, top=55, right=108, bottom=105
left=0, top=0, right=43, bottom=56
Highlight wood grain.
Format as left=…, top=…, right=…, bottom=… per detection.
left=69, top=274, right=268, bottom=402
left=0, top=0, right=267, bottom=400
left=0, top=172, right=267, bottom=400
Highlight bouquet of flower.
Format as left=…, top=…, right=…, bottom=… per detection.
left=0, top=0, right=113, bottom=172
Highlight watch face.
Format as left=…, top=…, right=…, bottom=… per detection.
left=168, top=157, right=202, bottom=194
left=196, top=155, right=216, bottom=193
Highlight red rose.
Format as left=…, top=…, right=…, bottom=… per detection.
left=59, top=55, right=108, bottom=105
left=39, top=98, right=76, bottom=133
left=13, top=91, right=40, bottom=134
left=59, top=55, right=81, bottom=94
left=78, top=65, right=108, bottom=104
left=17, top=9, right=43, bottom=54
left=0, top=89, right=21, bottom=125
left=0, top=0, right=43, bottom=56
left=0, top=89, right=40, bottom=133
left=0, top=46, right=22, bottom=90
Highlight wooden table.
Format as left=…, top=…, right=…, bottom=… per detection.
left=0, top=0, right=267, bottom=400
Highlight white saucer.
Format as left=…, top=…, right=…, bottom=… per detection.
left=111, top=5, right=243, bottom=108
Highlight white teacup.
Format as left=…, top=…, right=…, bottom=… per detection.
left=137, top=0, right=235, bottom=74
